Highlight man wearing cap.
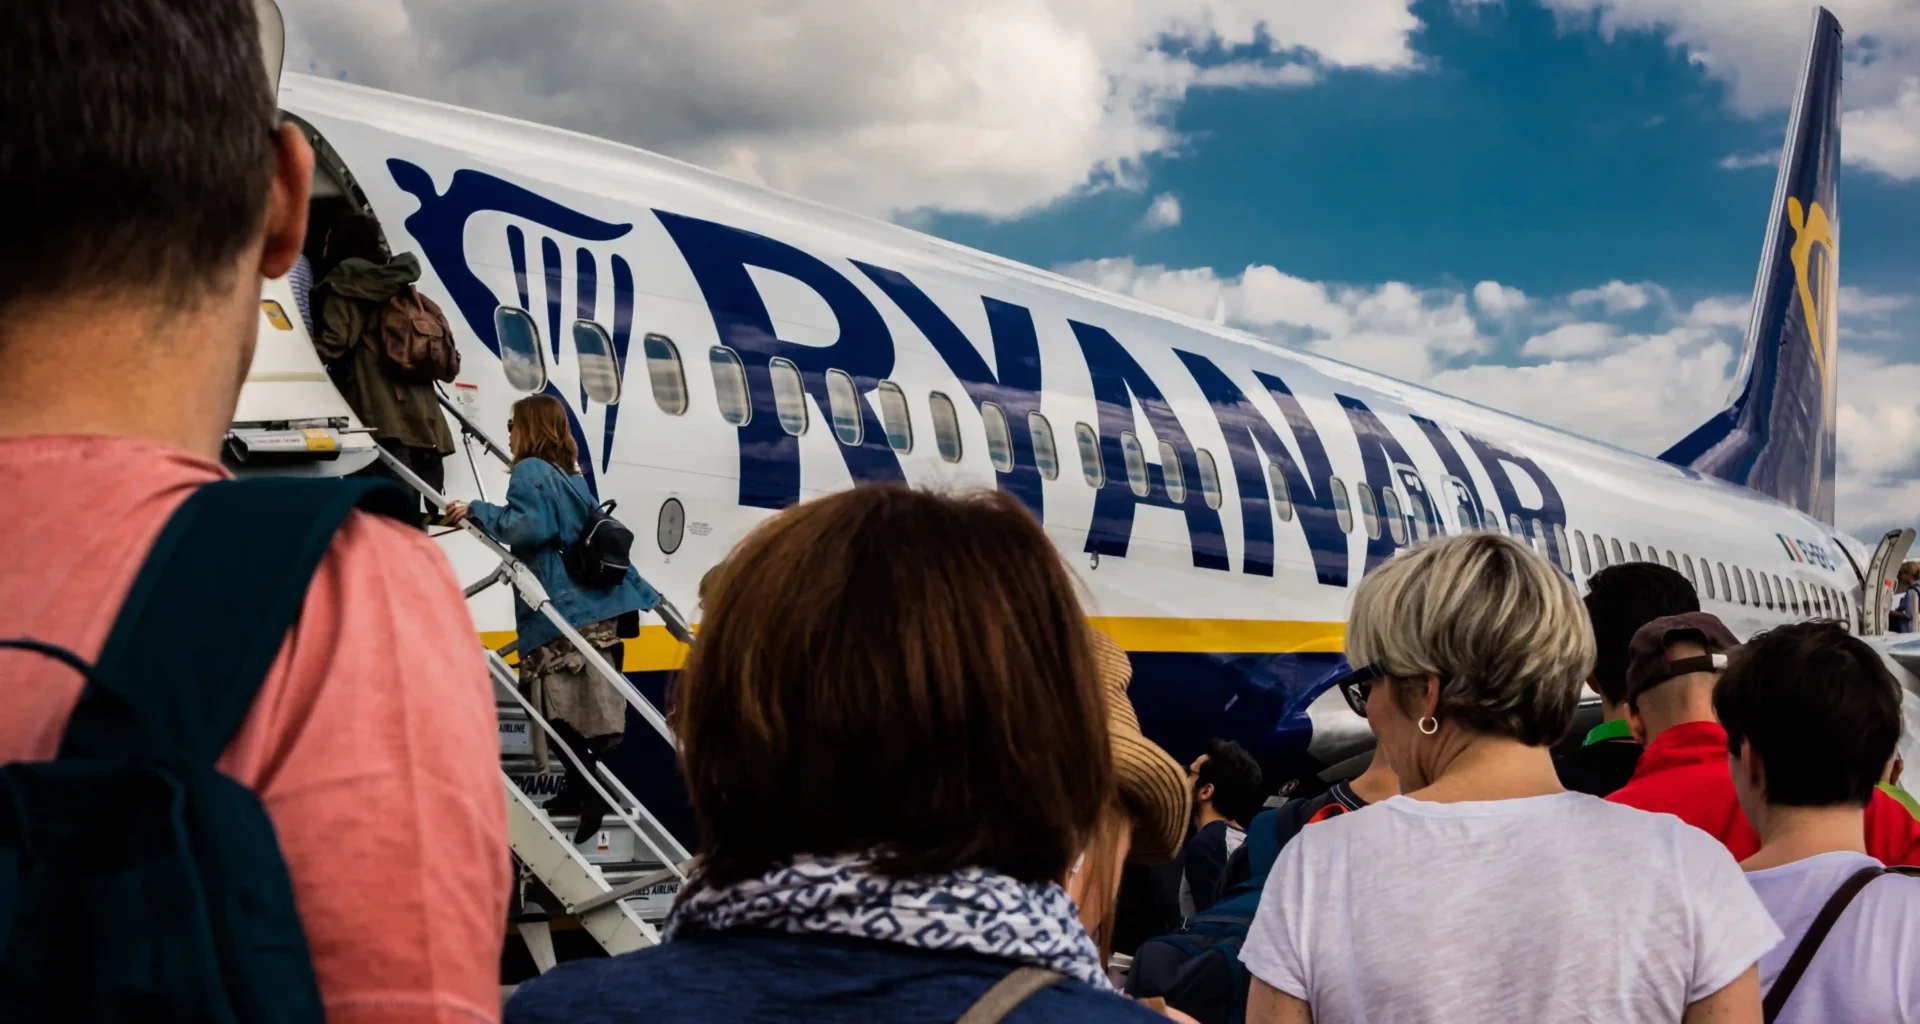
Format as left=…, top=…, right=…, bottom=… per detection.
left=1607, top=613, right=1920, bottom=864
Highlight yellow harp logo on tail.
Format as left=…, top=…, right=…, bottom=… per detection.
left=1786, top=197, right=1837, bottom=392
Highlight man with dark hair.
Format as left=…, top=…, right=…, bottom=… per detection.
left=1554, top=562, right=1697, bottom=796
left=1179, top=739, right=1263, bottom=915
left=1606, top=615, right=1920, bottom=864
left=1717, top=622, right=1920, bottom=1022
left=0, top=2, right=505, bottom=1019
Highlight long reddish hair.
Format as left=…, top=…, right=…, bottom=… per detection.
left=509, top=394, right=577, bottom=471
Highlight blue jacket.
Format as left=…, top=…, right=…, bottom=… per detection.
left=467, top=458, right=660, bottom=654
left=504, top=931, right=1164, bottom=1024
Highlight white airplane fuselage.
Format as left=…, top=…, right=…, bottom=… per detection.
left=257, top=72, right=1879, bottom=780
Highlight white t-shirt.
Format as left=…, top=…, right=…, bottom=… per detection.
left=1747, top=850, right=1920, bottom=1023
left=1241, top=792, right=1781, bottom=1023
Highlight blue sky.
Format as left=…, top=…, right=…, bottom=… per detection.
left=287, top=0, right=1920, bottom=532
left=927, top=0, right=1917, bottom=323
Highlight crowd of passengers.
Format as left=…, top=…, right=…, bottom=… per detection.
left=3, top=2, right=1919, bottom=1022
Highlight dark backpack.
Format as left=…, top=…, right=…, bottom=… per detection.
left=1127, top=900, right=1258, bottom=1024
left=376, top=285, right=459, bottom=383
left=0, top=477, right=412, bottom=1023
left=560, top=476, right=634, bottom=590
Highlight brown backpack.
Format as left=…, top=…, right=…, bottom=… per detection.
left=375, top=285, right=460, bottom=383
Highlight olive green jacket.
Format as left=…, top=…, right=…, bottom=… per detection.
left=312, top=253, right=455, bottom=453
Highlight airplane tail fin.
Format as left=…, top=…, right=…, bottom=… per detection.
left=1659, top=7, right=1842, bottom=524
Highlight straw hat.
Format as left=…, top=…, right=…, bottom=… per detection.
left=1091, top=630, right=1191, bottom=864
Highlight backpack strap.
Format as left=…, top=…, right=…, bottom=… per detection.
left=58, top=477, right=414, bottom=764
left=954, top=966, right=1063, bottom=1024
left=1762, top=865, right=1886, bottom=1022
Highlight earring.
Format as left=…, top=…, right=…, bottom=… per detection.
left=1418, top=716, right=1439, bottom=736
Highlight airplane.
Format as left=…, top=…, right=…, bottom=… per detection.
left=235, top=4, right=1917, bottom=842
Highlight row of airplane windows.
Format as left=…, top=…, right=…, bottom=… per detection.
left=496, top=313, right=1848, bottom=622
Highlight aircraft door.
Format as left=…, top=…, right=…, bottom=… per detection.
left=1862, top=528, right=1916, bottom=635
left=1390, top=463, right=1443, bottom=543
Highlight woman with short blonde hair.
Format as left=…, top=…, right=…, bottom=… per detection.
left=1243, top=532, right=1779, bottom=1024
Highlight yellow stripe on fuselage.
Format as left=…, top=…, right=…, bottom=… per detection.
left=480, top=618, right=1346, bottom=675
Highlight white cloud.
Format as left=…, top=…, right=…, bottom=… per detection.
left=1472, top=280, right=1529, bottom=320
left=1140, top=192, right=1183, bottom=230
left=1844, top=77, right=1920, bottom=181
left=1716, top=149, right=1778, bottom=171
left=280, top=0, right=1432, bottom=218
left=1568, top=279, right=1655, bottom=314
left=1521, top=322, right=1616, bottom=358
left=1191, top=62, right=1321, bottom=88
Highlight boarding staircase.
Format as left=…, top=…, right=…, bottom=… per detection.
left=379, top=395, right=697, bottom=972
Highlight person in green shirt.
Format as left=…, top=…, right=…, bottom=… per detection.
left=1554, top=563, right=1699, bottom=796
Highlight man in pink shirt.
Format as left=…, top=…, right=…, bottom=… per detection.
left=0, top=3, right=506, bottom=1022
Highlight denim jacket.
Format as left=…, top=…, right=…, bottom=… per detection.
left=467, top=458, right=661, bottom=655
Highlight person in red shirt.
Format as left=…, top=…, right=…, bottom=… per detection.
left=1605, top=613, right=1920, bottom=865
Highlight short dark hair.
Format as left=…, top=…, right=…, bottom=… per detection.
left=678, top=486, right=1113, bottom=889
left=1584, top=563, right=1698, bottom=705
left=0, top=0, right=277, bottom=318
left=1197, top=739, right=1264, bottom=827
left=322, top=212, right=387, bottom=271
left=1714, top=621, right=1901, bottom=808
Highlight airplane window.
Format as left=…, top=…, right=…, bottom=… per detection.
left=1458, top=500, right=1476, bottom=531
left=1158, top=440, right=1187, bottom=504
left=1800, top=580, right=1812, bottom=614
left=1554, top=523, right=1571, bottom=569
left=1760, top=573, right=1775, bottom=610
left=1699, top=557, right=1715, bottom=600
left=1331, top=477, right=1353, bottom=534
left=707, top=346, right=751, bottom=426
left=1776, top=575, right=1791, bottom=613
left=825, top=369, right=863, bottom=447
left=1610, top=538, right=1625, bottom=565
left=929, top=391, right=963, bottom=463
left=1683, top=554, right=1697, bottom=588
left=1508, top=513, right=1524, bottom=538
left=1591, top=534, right=1608, bottom=570
left=1383, top=489, right=1407, bottom=545
left=981, top=401, right=1014, bottom=473
left=1029, top=412, right=1058, bottom=480
left=1075, top=422, right=1103, bottom=487
left=1483, top=508, right=1503, bottom=534
left=1528, top=518, right=1547, bottom=559
left=642, top=334, right=688, bottom=415
left=1268, top=463, right=1294, bottom=522
left=1409, top=494, right=1431, bottom=542
left=495, top=306, right=547, bottom=393
left=572, top=320, right=622, bottom=405
left=1120, top=431, right=1149, bottom=497
left=1665, top=550, right=1679, bottom=572
left=876, top=380, right=912, bottom=452
left=769, top=358, right=808, bottom=436
left=1196, top=449, right=1222, bottom=510
left=1735, top=568, right=1750, bottom=605
left=1629, top=542, right=1643, bottom=562
left=1574, top=530, right=1592, bottom=574
left=1359, top=483, right=1381, bottom=541
left=1716, top=563, right=1731, bottom=602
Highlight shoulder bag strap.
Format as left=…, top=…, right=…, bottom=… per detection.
left=58, top=477, right=414, bottom=764
left=955, top=966, right=1065, bottom=1024
left=1762, top=865, right=1886, bottom=1023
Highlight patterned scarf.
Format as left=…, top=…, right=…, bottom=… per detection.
left=664, top=851, right=1113, bottom=990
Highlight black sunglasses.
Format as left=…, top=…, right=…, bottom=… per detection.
left=1337, top=662, right=1387, bottom=718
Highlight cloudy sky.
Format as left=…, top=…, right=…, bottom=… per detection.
left=282, top=0, right=1920, bottom=537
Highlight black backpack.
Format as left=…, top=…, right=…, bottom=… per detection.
left=560, top=475, right=634, bottom=590
left=0, top=477, right=411, bottom=1023
left=1127, top=903, right=1258, bottom=1024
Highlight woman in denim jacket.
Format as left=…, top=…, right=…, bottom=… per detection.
left=449, top=394, right=659, bottom=842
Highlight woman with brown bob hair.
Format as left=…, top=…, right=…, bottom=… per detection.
left=446, top=394, right=661, bottom=843
left=506, top=485, right=1176, bottom=1023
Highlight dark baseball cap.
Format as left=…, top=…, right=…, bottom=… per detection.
left=1624, top=612, right=1741, bottom=705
